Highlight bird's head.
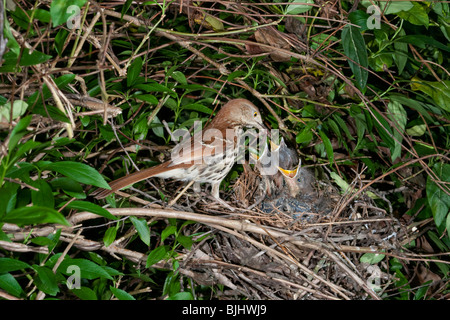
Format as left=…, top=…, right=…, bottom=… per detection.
left=211, top=99, right=266, bottom=131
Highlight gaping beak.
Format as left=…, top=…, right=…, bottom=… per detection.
left=278, top=159, right=302, bottom=180
left=269, top=138, right=302, bottom=180
left=269, top=137, right=286, bottom=152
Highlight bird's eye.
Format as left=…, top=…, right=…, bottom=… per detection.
left=253, top=112, right=258, bottom=117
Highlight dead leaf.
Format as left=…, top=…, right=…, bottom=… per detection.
left=253, top=27, right=291, bottom=61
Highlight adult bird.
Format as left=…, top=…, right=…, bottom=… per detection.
left=92, top=99, right=266, bottom=201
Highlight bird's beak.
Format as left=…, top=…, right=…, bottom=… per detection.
left=269, top=137, right=286, bottom=152
left=255, top=122, right=268, bottom=138
left=269, top=139, right=279, bottom=152
left=278, top=159, right=302, bottom=180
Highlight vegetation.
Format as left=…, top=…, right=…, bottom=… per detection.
left=0, top=0, right=448, bottom=300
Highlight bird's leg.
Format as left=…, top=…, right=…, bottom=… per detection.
left=211, top=182, right=220, bottom=199
left=210, top=182, right=235, bottom=211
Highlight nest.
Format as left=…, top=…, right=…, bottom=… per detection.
left=168, top=165, right=406, bottom=300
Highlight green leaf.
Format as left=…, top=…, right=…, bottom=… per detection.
left=330, top=172, right=350, bottom=194
left=72, top=286, right=98, bottom=300
left=319, top=130, right=334, bottom=165
left=0, top=52, right=18, bottom=73
left=31, top=180, right=55, bottom=208
left=332, top=114, right=355, bottom=141
left=0, top=258, right=31, bottom=273
left=167, top=291, right=194, bottom=300
left=33, top=265, right=59, bottom=296
left=360, top=252, right=385, bottom=264
left=164, top=271, right=181, bottom=296
left=286, top=0, right=314, bottom=14
left=5, top=162, right=34, bottom=180
left=176, top=235, right=193, bottom=250
left=447, top=214, right=450, bottom=240
left=387, top=101, right=407, bottom=161
left=55, top=29, right=69, bottom=56
left=0, top=183, right=19, bottom=217
left=146, top=246, right=167, bottom=267
left=427, top=230, right=449, bottom=253
left=149, top=115, right=164, bottom=139
left=41, top=161, right=110, bottom=189
left=9, top=141, right=42, bottom=167
left=135, top=82, right=174, bottom=95
left=361, top=0, right=414, bottom=14
left=57, top=258, right=113, bottom=280
left=397, top=2, right=429, bottom=27
left=426, top=163, right=450, bottom=228
left=127, top=57, right=143, bottom=87
left=348, top=10, right=370, bottom=32
left=296, top=121, right=316, bottom=144
left=389, top=94, right=433, bottom=122
left=227, top=70, right=246, bottom=82
left=371, top=107, right=394, bottom=150
left=3, top=18, right=20, bottom=56
left=161, top=225, right=177, bottom=243
left=410, top=79, right=450, bottom=112
left=8, top=115, right=32, bottom=152
left=353, top=113, right=367, bottom=150
left=2, top=206, right=70, bottom=227
left=171, top=71, right=187, bottom=85
left=395, top=35, right=450, bottom=53
left=121, top=0, right=133, bottom=18
left=103, top=226, right=117, bottom=247
left=390, top=258, right=410, bottom=300
left=50, top=177, right=86, bottom=199
left=203, top=14, right=224, bottom=32
left=414, top=282, right=431, bottom=300
left=64, top=200, right=117, bottom=220
left=406, top=124, right=426, bottom=137
left=0, top=100, right=28, bottom=122
left=380, top=1, right=413, bottom=15
left=342, top=25, right=368, bottom=89
left=438, top=15, right=450, bottom=42
left=50, top=0, right=87, bottom=27
left=393, top=29, right=408, bottom=75
left=19, top=48, right=52, bottom=66
left=110, top=286, right=136, bottom=300
left=102, top=265, right=123, bottom=278
left=182, top=103, right=213, bottom=115
left=30, top=236, right=54, bottom=247
left=0, top=273, right=24, bottom=298
left=130, top=216, right=150, bottom=246
left=134, top=94, right=158, bottom=105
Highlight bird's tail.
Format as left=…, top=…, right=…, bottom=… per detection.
left=92, top=162, right=172, bottom=199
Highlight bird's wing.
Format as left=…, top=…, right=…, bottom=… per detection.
left=169, top=129, right=231, bottom=166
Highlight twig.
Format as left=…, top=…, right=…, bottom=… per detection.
left=0, top=240, right=48, bottom=254
left=168, top=180, right=195, bottom=206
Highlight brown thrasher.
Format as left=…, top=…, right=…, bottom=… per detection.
left=92, top=99, right=266, bottom=200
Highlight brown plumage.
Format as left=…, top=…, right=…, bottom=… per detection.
left=92, top=99, right=265, bottom=200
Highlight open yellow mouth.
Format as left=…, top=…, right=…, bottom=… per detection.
left=251, top=138, right=302, bottom=180
left=277, top=166, right=300, bottom=179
